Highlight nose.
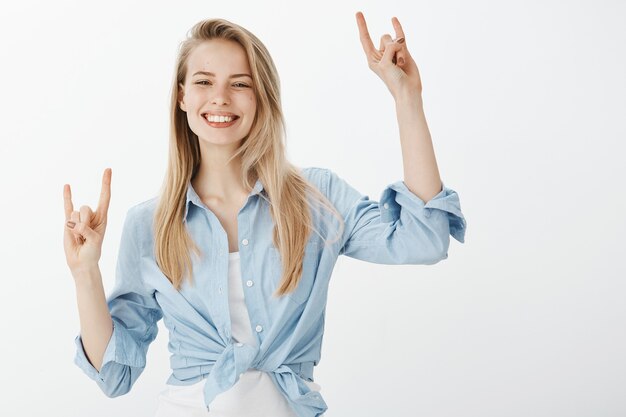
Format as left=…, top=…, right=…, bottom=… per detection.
left=210, top=82, right=230, bottom=105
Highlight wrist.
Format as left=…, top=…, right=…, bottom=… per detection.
left=72, top=265, right=102, bottom=286
left=394, top=88, right=423, bottom=107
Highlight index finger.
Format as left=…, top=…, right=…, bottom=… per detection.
left=97, top=168, right=112, bottom=217
left=355, top=11, right=377, bottom=57
left=391, top=16, right=406, bottom=41
left=63, top=184, right=74, bottom=220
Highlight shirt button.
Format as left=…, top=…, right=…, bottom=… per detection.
left=218, top=286, right=222, bottom=294
left=246, top=280, right=254, bottom=287
left=383, top=203, right=389, bottom=209
left=242, top=238, right=249, bottom=245
left=235, top=342, right=243, bottom=347
left=255, top=324, right=263, bottom=333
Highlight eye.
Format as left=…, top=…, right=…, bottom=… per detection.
left=194, top=80, right=250, bottom=88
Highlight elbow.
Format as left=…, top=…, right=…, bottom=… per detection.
left=403, top=246, right=447, bottom=265
left=395, top=239, right=449, bottom=265
left=431, top=249, right=449, bottom=264
left=95, top=365, right=138, bottom=398
left=108, top=381, right=133, bottom=398
left=431, top=228, right=452, bottom=263
left=418, top=248, right=448, bottom=265
left=103, top=388, right=129, bottom=399
left=98, top=379, right=132, bottom=399
left=415, top=235, right=450, bottom=265
left=432, top=240, right=451, bottom=264
left=403, top=218, right=453, bottom=264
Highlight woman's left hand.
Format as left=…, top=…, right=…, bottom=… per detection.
left=355, top=11, right=423, bottom=100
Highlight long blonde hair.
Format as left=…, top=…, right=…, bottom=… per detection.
left=153, top=18, right=344, bottom=297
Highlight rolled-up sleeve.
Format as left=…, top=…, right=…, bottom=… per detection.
left=325, top=168, right=467, bottom=264
left=73, top=207, right=162, bottom=397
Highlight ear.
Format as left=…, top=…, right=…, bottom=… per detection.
left=178, top=83, right=186, bottom=112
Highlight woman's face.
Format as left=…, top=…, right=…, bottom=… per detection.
left=178, top=39, right=257, bottom=147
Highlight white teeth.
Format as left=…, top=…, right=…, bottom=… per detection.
left=205, top=114, right=236, bottom=123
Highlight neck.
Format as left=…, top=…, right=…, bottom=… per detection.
left=191, top=142, right=252, bottom=203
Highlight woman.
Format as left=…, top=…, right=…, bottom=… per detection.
left=63, top=12, right=466, bottom=417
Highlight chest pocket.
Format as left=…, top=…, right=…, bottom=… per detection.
left=271, top=242, right=321, bottom=304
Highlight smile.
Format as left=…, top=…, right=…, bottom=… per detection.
left=202, top=113, right=240, bottom=128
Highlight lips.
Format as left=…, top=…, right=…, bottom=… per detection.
left=202, top=114, right=239, bottom=128
left=201, top=112, right=239, bottom=119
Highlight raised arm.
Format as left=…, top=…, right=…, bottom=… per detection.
left=64, top=168, right=114, bottom=372
left=355, top=12, right=442, bottom=201
left=64, top=169, right=162, bottom=397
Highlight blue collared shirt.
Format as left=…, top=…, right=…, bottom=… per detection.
left=74, top=166, right=467, bottom=417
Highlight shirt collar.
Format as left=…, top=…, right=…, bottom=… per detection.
left=183, top=177, right=265, bottom=223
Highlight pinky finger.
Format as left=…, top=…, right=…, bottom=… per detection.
left=394, top=40, right=406, bottom=66
left=66, top=220, right=85, bottom=245
left=74, top=234, right=82, bottom=245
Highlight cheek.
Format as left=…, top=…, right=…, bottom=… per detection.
left=243, top=89, right=255, bottom=103
left=184, top=87, right=203, bottom=102
left=188, top=93, right=203, bottom=107
left=246, top=94, right=257, bottom=114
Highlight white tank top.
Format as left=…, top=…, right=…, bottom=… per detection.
left=155, top=251, right=322, bottom=417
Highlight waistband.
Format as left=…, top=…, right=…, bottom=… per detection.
left=166, top=342, right=326, bottom=416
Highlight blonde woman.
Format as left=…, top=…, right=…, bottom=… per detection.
left=64, top=12, right=466, bottom=417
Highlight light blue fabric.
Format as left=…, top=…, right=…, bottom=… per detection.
left=74, top=166, right=467, bottom=417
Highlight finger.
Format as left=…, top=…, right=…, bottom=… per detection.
left=391, top=16, right=406, bottom=40
left=64, top=205, right=77, bottom=247
left=69, top=210, right=84, bottom=244
left=74, top=215, right=99, bottom=244
left=355, top=11, right=377, bottom=58
left=64, top=184, right=74, bottom=221
left=97, top=168, right=112, bottom=220
left=379, top=34, right=395, bottom=64
left=381, top=40, right=404, bottom=68
left=391, top=17, right=407, bottom=67
left=379, top=34, right=393, bottom=52
left=66, top=222, right=83, bottom=245
left=80, top=205, right=94, bottom=227
left=68, top=209, right=97, bottom=245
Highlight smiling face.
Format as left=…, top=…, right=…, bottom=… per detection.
left=178, top=39, right=257, bottom=147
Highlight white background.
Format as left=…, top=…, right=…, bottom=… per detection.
left=1, top=0, right=625, bottom=416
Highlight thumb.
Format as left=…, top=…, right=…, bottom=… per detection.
left=381, top=40, right=404, bottom=67
left=66, top=219, right=100, bottom=245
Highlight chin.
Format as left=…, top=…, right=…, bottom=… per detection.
left=197, top=135, right=245, bottom=146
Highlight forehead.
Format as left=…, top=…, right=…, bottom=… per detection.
left=187, top=39, right=250, bottom=74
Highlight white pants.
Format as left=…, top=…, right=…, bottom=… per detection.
left=154, top=370, right=323, bottom=417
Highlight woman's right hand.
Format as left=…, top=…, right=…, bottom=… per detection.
left=63, top=168, right=112, bottom=277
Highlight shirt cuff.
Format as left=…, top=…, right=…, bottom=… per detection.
left=74, top=321, right=118, bottom=383
left=379, top=180, right=467, bottom=243
left=73, top=319, right=147, bottom=383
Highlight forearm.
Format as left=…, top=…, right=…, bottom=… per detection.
left=73, top=266, right=113, bottom=373
left=394, top=90, right=442, bottom=202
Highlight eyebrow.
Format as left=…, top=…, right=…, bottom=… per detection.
left=192, top=71, right=252, bottom=79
